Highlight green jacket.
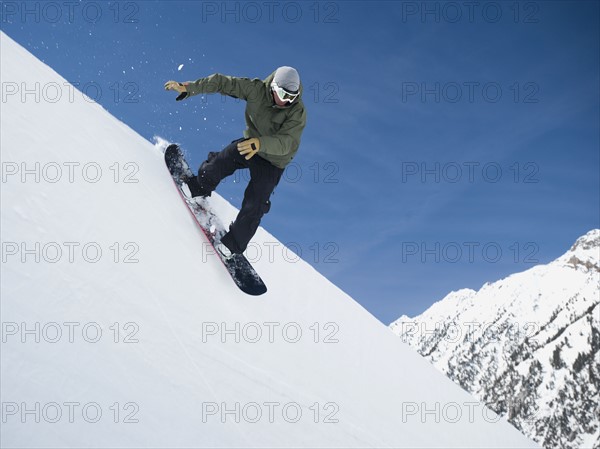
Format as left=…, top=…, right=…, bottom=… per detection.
left=184, top=71, right=307, bottom=169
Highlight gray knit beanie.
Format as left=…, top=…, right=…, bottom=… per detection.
left=273, top=66, right=300, bottom=93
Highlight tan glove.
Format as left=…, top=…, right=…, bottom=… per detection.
left=237, top=138, right=260, bottom=160
left=164, top=80, right=188, bottom=101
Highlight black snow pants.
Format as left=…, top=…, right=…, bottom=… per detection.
left=194, top=138, right=284, bottom=254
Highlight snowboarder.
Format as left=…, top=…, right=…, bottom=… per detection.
left=164, top=67, right=306, bottom=259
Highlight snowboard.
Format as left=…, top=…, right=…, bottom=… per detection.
left=164, top=144, right=267, bottom=296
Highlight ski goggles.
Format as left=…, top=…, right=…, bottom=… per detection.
left=271, top=81, right=299, bottom=103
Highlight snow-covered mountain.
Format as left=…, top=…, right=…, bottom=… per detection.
left=0, top=32, right=537, bottom=448
left=391, top=230, right=600, bottom=449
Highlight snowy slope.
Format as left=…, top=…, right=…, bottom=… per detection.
left=391, top=230, right=600, bottom=449
left=0, top=31, right=537, bottom=448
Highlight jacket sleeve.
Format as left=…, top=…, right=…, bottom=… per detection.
left=184, top=73, right=255, bottom=100
left=259, top=106, right=307, bottom=157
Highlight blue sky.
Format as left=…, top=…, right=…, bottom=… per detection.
left=2, top=1, right=598, bottom=323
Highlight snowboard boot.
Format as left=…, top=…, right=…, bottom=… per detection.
left=183, top=174, right=207, bottom=198
left=216, top=242, right=234, bottom=260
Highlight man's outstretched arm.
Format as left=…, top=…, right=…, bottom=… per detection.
left=165, top=73, right=256, bottom=101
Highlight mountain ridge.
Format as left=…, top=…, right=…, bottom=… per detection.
left=391, top=229, right=600, bottom=449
